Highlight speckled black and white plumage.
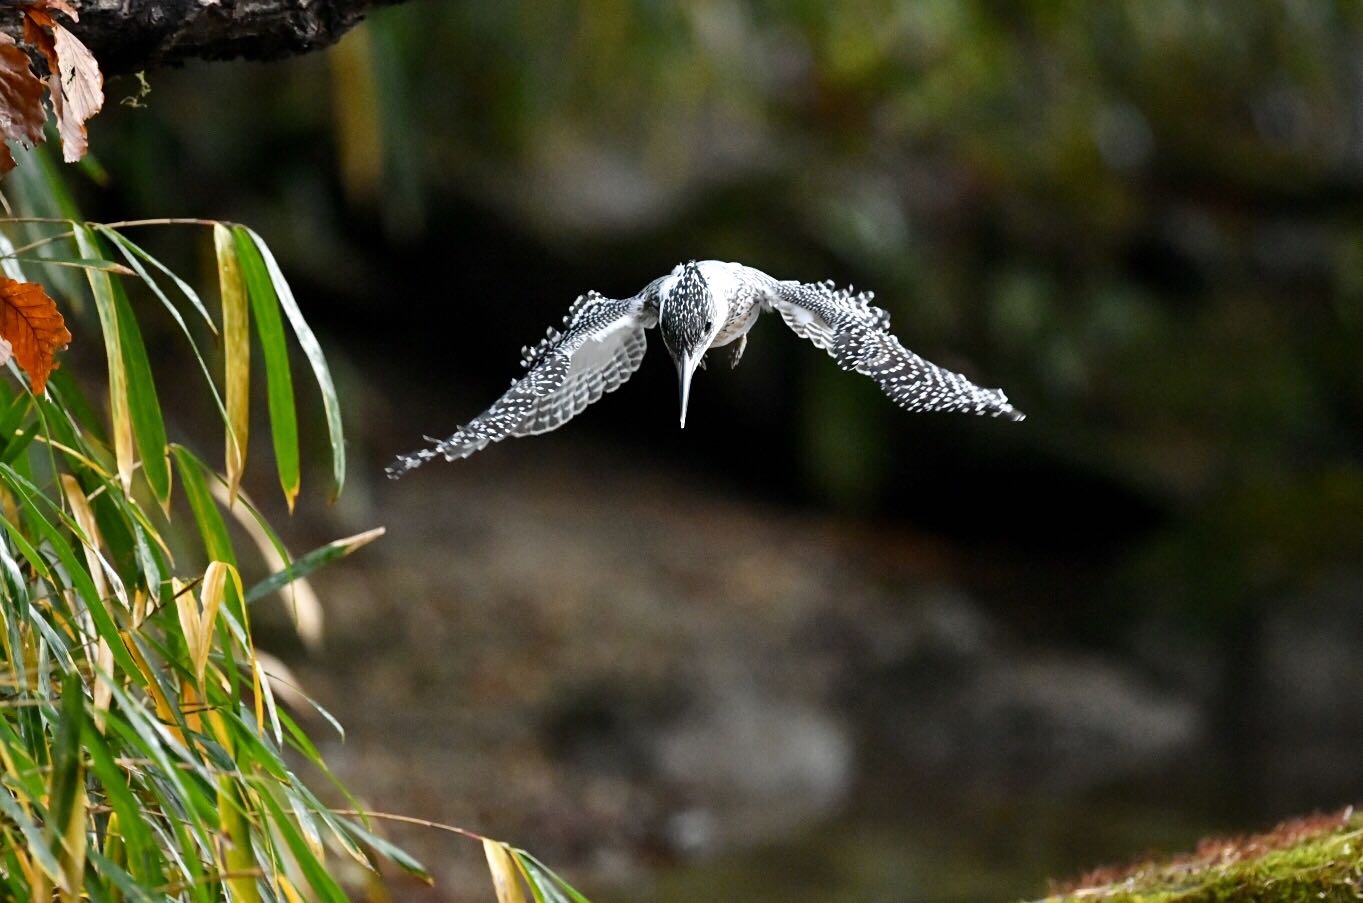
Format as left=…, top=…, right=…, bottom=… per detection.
left=388, top=261, right=1021, bottom=476
left=658, top=262, right=715, bottom=362
left=762, top=276, right=1024, bottom=421
left=385, top=285, right=660, bottom=478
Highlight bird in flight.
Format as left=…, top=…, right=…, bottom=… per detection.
left=387, top=261, right=1023, bottom=478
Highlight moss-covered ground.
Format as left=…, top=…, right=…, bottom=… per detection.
left=1041, top=810, right=1363, bottom=902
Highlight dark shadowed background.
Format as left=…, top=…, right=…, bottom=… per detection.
left=60, top=1, right=1363, bottom=899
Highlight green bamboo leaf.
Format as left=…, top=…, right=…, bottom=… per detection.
left=326, top=810, right=429, bottom=882
left=48, top=673, right=87, bottom=897
left=240, top=228, right=346, bottom=501
left=511, top=851, right=557, bottom=903
left=170, top=445, right=236, bottom=566
left=276, top=710, right=325, bottom=765
left=76, top=227, right=135, bottom=492
left=214, top=224, right=251, bottom=505
left=98, top=227, right=216, bottom=331
left=255, top=783, right=348, bottom=903
left=112, top=274, right=172, bottom=507
left=244, top=527, right=384, bottom=604
left=231, top=226, right=300, bottom=511
left=515, top=851, right=594, bottom=903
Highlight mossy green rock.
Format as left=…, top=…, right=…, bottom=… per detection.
left=1041, top=812, right=1363, bottom=902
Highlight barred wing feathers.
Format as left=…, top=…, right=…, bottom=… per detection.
left=764, top=277, right=1024, bottom=421
left=387, top=291, right=656, bottom=477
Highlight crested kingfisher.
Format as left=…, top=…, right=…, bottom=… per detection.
left=388, top=260, right=1023, bottom=477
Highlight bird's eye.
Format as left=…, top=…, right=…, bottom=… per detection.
left=704, top=320, right=713, bottom=332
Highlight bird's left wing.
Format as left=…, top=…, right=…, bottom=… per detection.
left=755, top=271, right=1024, bottom=421
left=387, top=284, right=661, bottom=477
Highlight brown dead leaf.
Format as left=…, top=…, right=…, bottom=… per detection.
left=23, top=10, right=59, bottom=73
left=48, top=22, right=104, bottom=162
left=41, top=0, right=80, bottom=21
left=0, top=34, right=47, bottom=175
left=0, top=274, right=72, bottom=394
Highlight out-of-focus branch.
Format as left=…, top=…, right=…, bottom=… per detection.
left=2, top=0, right=410, bottom=76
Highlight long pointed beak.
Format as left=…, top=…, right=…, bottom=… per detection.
left=677, top=355, right=697, bottom=428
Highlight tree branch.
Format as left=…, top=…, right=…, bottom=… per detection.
left=3, top=0, right=409, bottom=76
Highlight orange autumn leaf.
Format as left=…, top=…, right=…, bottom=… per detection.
left=0, top=274, right=73, bottom=394
left=0, top=34, right=47, bottom=176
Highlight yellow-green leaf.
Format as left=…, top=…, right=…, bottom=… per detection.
left=484, top=840, right=529, bottom=903
left=178, top=560, right=229, bottom=685
left=215, top=224, right=250, bottom=506
left=217, top=778, right=262, bottom=903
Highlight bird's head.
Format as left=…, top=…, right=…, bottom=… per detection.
left=659, top=261, right=720, bottom=428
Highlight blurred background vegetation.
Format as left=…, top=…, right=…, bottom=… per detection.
left=51, top=0, right=1363, bottom=899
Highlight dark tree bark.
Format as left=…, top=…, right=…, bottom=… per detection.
left=3, top=0, right=409, bottom=76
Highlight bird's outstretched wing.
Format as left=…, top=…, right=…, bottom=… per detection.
left=387, top=286, right=660, bottom=477
left=761, top=276, right=1024, bottom=420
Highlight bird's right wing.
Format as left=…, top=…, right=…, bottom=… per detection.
left=387, top=284, right=661, bottom=477
left=759, top=273, right=1024, bottom=420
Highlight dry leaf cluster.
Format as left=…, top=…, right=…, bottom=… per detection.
left=0, top=0, right=104, bottom=175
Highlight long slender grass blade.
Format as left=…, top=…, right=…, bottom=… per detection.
left=170, top=445, right=236, bottom=566
left=240, top=228, right=345, bottom=500
left=214, top=224, right=250, bottom=505
left=254, top=783, right=347, bottom=903
left=231, top=226, right=300, bottom=511
left=242, top=526, right=382, bottom=605
left=75, top=227, right=134, bottom=492
left=97, top=227, right=216, bottom=331
left=112, top=276, right=172, bottom=507
left=48, top=673, right=87, bottom=898
left=516, top=851, right=594, bottom=903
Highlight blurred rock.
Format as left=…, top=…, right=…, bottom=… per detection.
left=868, top=594, right=1201, bottom=795
left=1258, top=572, right=1363, bottom=804
left=651, top=682, right=853, bottom=854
